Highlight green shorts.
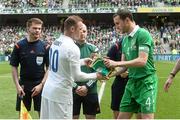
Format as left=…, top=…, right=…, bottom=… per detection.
left=119, top=73, right=158, bottom=113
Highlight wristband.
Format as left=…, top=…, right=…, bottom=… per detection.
left=170, top=72, right=175, bottom=77
left=85, top=84, right=90, bottom=89
left=73, top=83, right=78, bottom=90
left=85, top=80, right=95, bottom=89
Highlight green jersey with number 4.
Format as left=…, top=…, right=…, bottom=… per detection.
left=122, top=27, right=156, bottom=79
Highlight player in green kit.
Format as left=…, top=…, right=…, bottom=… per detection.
left=104, top=9, right=158, bottom=119
left=73, top=23, right=100, bottom=119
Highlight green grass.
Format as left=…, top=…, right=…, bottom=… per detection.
left=0, top=62, right=39, bottom=119
left=0, top=61, right=179, bottom=119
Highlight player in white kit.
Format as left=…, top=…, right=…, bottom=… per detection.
left=40, top=15, right=104, bottom=119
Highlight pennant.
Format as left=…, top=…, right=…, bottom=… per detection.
left=90, top=57, right=114, bottom=76
left=20, top=100, right=32, bottom=120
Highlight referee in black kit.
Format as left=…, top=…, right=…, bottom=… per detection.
left=10, top=18, right=49, bottom=117
left=107, top=16, right=128, bottom=118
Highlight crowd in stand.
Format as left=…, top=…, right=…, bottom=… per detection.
left=69, top=0, right=156, bottom=8
left=144, top=24, right=180, bottom=54
left=0, top=0, right=47, bottom=8
left=0, top=0, right=63, bottom=8
left=0, top=0, right=179, bottom=8
left=0, top=25, right=61, bottom=55
left=0, top=23, right=179, bottom=56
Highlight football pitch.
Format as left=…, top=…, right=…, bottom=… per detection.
left=0, top=61, right=180, bottom=119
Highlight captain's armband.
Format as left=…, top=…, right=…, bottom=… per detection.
left=139, top=45, right=149, bottom=53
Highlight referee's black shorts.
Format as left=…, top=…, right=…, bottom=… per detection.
left=16, top=80, right=42, bottom=112
left=73, top=93, right=100, bottom=115
left=111, top=77, right=128, bottom=111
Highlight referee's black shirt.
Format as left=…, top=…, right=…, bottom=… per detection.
left=10, top=38, right=49, bottom=82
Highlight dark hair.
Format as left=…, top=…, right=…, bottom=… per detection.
left=113, top=13, right=118, bottom=18
left=26, top=18, right=43, bottom=28
left=64, top=15, right=83, bottom=31
left=115, top=9, right=134, bottom=21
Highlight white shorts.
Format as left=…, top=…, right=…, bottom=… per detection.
left=40, top=96, right=72, bottom=119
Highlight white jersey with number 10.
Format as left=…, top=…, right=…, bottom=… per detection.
left=42, top=35, right=97, bottom=103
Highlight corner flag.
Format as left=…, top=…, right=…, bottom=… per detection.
left=20, top=98, right=32, bottom=120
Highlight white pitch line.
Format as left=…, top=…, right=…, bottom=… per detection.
left=98, top=81, right=106, bottom=104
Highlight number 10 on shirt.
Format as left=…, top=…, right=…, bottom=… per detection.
left=49, top=48, right=59, bottom=72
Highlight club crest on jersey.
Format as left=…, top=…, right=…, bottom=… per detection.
left=36, top=56, right=43, bottom=65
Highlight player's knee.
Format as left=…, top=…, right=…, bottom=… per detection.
left=141, top=113, right=154, bottom=119
left=118, top=112, right=133, bottom=119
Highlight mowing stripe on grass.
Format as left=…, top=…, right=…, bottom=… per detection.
left=0, top=73, right=11, bottom=78
left=0, top=76, right=12, bottom=78
left=158, top=61, right=175, bottom=64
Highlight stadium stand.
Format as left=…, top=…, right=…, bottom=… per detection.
left=0, top=0, right=65, bottom=8
left=0, top=23, right=179, bottom=56
left=0, top=0, right=179, bottom=8
left=0, top=0, right=179, bottom=58
left=0, top=25, right=61, bottom=55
